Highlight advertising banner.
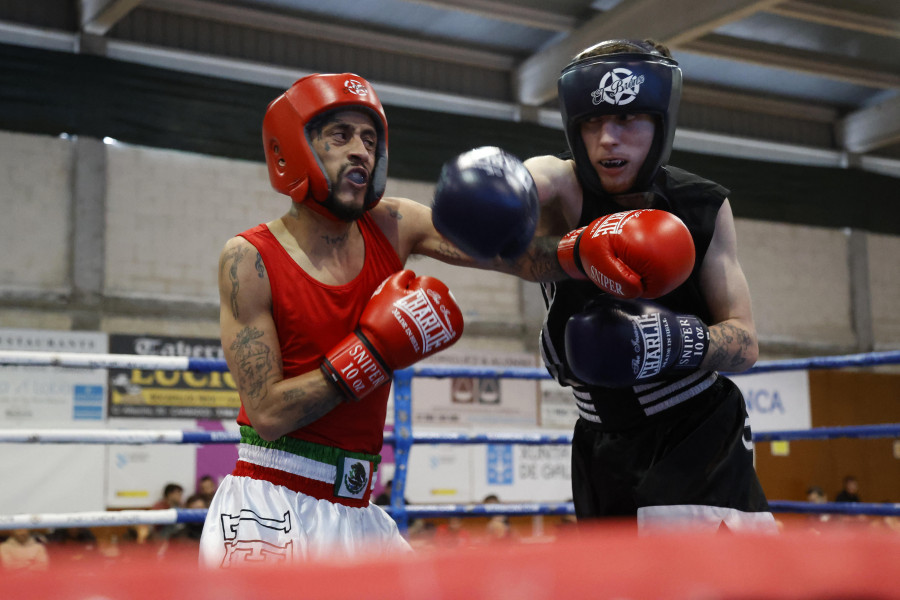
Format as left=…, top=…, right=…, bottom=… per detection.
left=411, top=350, right=539, bottom=429
left=731, top=370, right=812, bottom=432
left=0, top=328, right=108, bottom=513
left=108, top=334, right=239, bottom=419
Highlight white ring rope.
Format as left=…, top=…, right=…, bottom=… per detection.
left=0, top=509, right=180, bottom=530
left=0, top=350, right=194, bottom=371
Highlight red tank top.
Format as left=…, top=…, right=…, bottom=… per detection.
left=235, top=213, right=403, bottom=454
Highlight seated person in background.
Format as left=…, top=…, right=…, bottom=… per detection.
left=152, top=483, right=185, bottom=510
left=806, top=485, right=827, bottom=504
left=806, top=485, right=831, bottom=526
left=1, top=529, right=49, bottom=571
left=197, top=475, right=218, bottom=505
left=482, top=494, right=512, bottom=541
left=835, top=475, right=861, bottom=502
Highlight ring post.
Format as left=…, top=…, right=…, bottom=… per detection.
left=391, top=368, right=414, bottom=534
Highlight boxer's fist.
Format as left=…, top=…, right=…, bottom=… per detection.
left=432, top=146, right=539, bottom=260
left=322, top=270, right=464, bottom=401
left=564, top=297, right=709, bottom=388
left=557, top=209, right=694, bottom=299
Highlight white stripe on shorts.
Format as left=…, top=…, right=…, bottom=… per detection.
left=238, top=443, right=336, bottom=484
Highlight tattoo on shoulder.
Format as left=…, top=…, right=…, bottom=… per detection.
left=255, top=252, right=266, bottom=278
left=222, top=246, right=250, bottom=319
left=230, top=326, right=273, bottom=408
left=387, top=206, right=402, bottom=220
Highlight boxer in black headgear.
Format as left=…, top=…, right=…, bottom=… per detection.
left=523, top=39, right=778, bottom=533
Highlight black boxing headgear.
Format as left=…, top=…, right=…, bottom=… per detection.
left=262, top=73, right=389, bottom=220
left=557, top=40, right=682, bottom=195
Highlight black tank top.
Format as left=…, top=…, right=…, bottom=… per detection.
left=540, top=165, right=728, bottom=429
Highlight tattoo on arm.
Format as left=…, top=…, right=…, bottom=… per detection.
left=230, top=326, right=273, bottom=409
left=436, top=240, right=465, bottom=261
left=707, top=322, right=753, bottom=370
left=283, top=388, right=338, bottom=428
left=523, top=237, right=565, bottom=281
left=255, top=252, right=266, bottom=278
left=222, top=246, right=249, bottom=319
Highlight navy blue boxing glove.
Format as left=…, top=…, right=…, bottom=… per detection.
left=432, top=146, right=539, bottom=260
left=564, top=297, right=709, bottom=388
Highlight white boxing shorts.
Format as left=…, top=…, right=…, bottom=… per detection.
left=199, top=427, right=411, bottom=567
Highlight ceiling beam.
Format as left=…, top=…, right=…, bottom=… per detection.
left=839, top=94, right=900, bottom=153
left=402, top=0, right=577, bottom=31
left=81, top=0, right=144, bottom=36
left=765, top=0, right=900, bottom=39
left=683, top=34, right=900, bottom=89
left=515, top=0, right=782, bottom=105
left=141, top=0, right=514, bottom=70
left=682, top=84, right=837, bottom=122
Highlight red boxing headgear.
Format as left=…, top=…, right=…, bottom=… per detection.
left=262, top=73, right=389, bottom=220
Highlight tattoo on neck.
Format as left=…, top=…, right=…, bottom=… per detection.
left=321, top=232, right=349, bottom=245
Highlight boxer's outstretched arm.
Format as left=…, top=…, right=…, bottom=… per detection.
left=384, top=194, right=567, bottom=282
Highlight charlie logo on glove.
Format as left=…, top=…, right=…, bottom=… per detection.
left=392, top=288, right=459, bottom=355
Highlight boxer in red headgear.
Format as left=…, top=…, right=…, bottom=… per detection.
left=262, top=74, right=389, bottom=220
left=202, top=74, right=567, bottom=566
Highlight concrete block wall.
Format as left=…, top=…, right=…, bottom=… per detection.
left=737, top=220, right=856, bottom=351
left=869, top=233, right=900, bottom=346
left=0, top=131, right=72, bottom=294
left=0, top=129, right=897, bottom=359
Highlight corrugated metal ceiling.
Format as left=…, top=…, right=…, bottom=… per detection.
left=2, top=0, right=899, bottom=174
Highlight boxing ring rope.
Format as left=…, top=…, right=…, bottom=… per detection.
left=1, top=349, right=899, bottom=532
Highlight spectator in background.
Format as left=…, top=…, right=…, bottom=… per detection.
left=806, top=485, right=827, bottom=505
left=805, top=485, right=831, bottom=529
left=482, top=494, right=512, bottom=541
left=1, top=529, right=49, bottom=571
left=835, top=476, right=861, bottom=503
left=133, top=483, right=185, bottom=543
left=433, top=517, right=472, bottom=549
left=197, top=475, right=218, bottom=505
left=152, top=483, right=185, bottom=510
left=166, top=493, right=209, bottom=543
left=373, top=479, right=393, bottom=506
left=156, top=493, right=210, bottom=558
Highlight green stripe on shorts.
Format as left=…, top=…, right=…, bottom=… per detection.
left=239, top=426, right=382, bottom=468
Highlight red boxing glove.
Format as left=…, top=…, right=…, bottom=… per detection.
left=322, top=270, right=464, bottom=401
left=557, top=209, right=695, bottom=299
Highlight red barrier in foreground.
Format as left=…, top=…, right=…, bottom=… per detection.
left=2, top=523, right=898, bottom=599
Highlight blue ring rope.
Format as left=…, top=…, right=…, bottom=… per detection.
left=0, top=349, right=898, bottom=530
left=4, top=424, right=898, bottom=445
